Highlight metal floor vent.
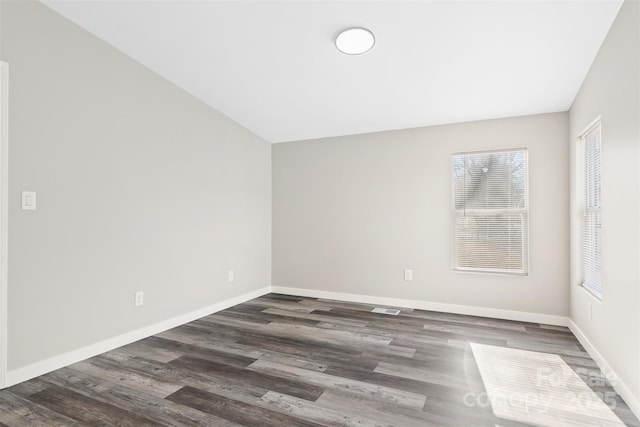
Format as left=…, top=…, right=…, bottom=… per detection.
left=372, top=307, right=401, bottom=315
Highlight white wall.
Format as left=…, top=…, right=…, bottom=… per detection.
left=0, top=1, right=271, bottom=371
left=273, top=112, right=569, bottom=321
left=568, top=0, right=640, bottom=412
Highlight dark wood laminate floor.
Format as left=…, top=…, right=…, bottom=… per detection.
left=1, top=293, right=638, bottom=426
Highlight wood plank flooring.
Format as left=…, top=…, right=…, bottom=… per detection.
left=0, top=293, right=638, bottom=426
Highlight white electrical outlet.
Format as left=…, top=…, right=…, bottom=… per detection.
left=404, top=269, right=413, bottom=281
left=228, top=270, right=234, bottom=282
left=135, top=291, right=144, bottom=307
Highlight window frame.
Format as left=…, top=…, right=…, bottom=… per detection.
left=451, top=148, right=530, bottom=276
left=578, top=117, right=603, bottom=299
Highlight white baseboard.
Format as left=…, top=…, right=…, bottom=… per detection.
left=271, top=286, right=569, bottom=326
left=569, top=319, right=640, bottom=419
left=5, top=286, right=270, bottom=388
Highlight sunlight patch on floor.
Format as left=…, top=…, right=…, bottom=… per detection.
left=471, top=343, right=624, bottom=427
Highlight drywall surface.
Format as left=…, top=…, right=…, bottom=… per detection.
left=569, top=0, right=640, bottom=409
left=273, top=112, right=569, bottom=317
left=0, top=1, right=271, bottom=370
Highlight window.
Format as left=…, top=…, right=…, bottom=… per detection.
left=581, top=120, right=602, bottom=298
left=452, top=149, right=528, bottom=275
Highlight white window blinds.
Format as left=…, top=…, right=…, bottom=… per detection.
left=582, top=122, right=602, bottom=298
left=452, top=149, right=528, bottom=275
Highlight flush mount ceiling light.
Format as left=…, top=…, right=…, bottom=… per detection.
left=335, top=27, right=375, bottom=55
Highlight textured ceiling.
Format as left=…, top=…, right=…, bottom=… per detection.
left=42, top=0, right=623, bottom=143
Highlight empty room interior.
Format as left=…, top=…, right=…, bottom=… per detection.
left=0, top=0, right=639, bottom=426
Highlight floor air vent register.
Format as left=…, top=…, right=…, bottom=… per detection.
left=371, top=307, right=401, bottom=315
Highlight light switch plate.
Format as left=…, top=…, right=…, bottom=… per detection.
left=22, top=191, right=36, bottom=210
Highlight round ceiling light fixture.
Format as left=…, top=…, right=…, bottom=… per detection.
left=335, top=27, right=375, bottom=55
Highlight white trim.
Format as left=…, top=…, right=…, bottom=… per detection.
left=271, top=286, right=568, bottom=326
left=578, top=115, right=602, bottom=139
left=5, top=286, right=270, bottom=387
left=569, top=319, right=640, bottom=419
left=0, top=61, right=8, bottom=389
left=452, top=147, right=529, bottom=156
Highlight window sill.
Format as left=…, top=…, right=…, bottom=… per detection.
left=453, top=268, right=529, bottom=277
left=580, top=284, right=602, bottom=302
